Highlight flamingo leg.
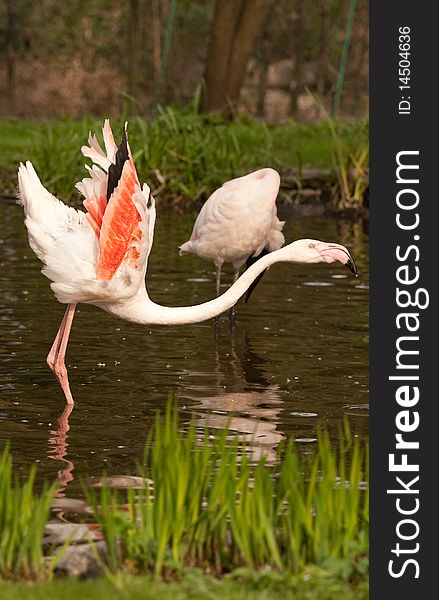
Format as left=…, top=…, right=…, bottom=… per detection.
left=46, top=304, right=77, bottom=405
left=214, top=266, right=222, bottom=326
left=215, top=265, right=222, bottom=297
left=47, top=308, right=70, bottom=369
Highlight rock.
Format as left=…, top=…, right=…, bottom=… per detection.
left=44, top=521, right=102, bottom=546
left=267, top=59, right=295, bottom=89
left=51, top=497, right=93, bottom=516
left=267, top=59, right=316, bottom=90
left=264, top=89, right=291, bottom=122
left=53, top=541, right=107, bottom=578
left=90, top=474, right=152, bottom=489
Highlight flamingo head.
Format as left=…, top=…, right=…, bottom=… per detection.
left=281, top=239, right=358, bottom=276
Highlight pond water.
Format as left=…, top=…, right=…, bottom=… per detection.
left=0, top=199, right=368, bottom=499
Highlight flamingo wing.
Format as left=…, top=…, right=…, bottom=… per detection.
left=96, top=128, right=144, bottom=280
left=18, top=161, right=98, bottom=296
left=18, top=161, right=91, bottom=263
left=76, top=121, right=156, bottom=297
left=78, top=123, right=156, bottom=284
left=18, top=121, right=156, bottom=306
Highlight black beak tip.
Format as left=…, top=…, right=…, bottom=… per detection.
left=346, top=258, right=358, bottom=277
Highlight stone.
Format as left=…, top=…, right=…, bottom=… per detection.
left=53, top=541, right=107, bottom=579
left=44, top=521, right=102, bottom=546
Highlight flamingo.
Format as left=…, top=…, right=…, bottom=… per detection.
left=17, top=120, right=357, bottom=406
left=179, top=168, right=285, bottom=303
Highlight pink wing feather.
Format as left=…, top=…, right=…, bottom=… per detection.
left=77, top=121, right=145, bottom=281
left=97, top=154, right=142, bottom=280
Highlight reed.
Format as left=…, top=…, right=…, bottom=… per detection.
left=86, top=404, right=369, bottom=579
left=329, top=119, right=369, bottom=208
left=314, top=95, right=369, bottom=207
left=0, top=108, right=368, bottom=207
left=0, top=406, right=368, bottom=582
left=0, top=445, right=57, bottom=580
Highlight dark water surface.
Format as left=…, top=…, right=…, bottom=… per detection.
left=0, top=199, right=368, bottom=497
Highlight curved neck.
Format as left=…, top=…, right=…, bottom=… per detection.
left=108, top=249, right=289, bottom=325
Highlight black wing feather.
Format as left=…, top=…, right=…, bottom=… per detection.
left=106, top=128, right=129, bottom=201
left=244, top=248, right=270, bottom=304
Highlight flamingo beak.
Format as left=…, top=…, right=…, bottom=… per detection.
left=345, top=256, right=358, bottom=276
left=315, top=242, right=358, bottom=277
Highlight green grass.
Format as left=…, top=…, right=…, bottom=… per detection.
left=0, top=404, right=368, bottom=587
left=316, top=99, right=369, bottom=208
left=86, top=406, right=368, bottom=579
left=0, top=568, right=368, bottom=599
left=0, top=108, right=368, bottom=205
left=0, top=446, right=57, bottom=580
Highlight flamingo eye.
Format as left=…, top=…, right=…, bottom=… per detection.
left=308, top=243, right=315, bottom=249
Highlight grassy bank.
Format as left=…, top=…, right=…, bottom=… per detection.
left=0, top=404, right=368, bottom=595
left=0, top=447, right=57, bottom=580
left=0, top=569, right=368, bottom=600
left=0, top=108, right=368, bottom=207
left=87, top=408, right=368, bottom=577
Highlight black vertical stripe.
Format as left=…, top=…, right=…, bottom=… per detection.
left=244, top=248, right=269, bottom=303
left=106, top=128, right=129, bottom=201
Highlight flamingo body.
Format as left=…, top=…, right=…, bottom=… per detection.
left=17, top=120, right=357, bottom=405
left=179, top=169, right=285, bottom=300
left=179, top=168, right=284, bottom=270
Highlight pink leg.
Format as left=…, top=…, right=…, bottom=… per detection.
left=47, top=309, right=69, bottom=369
left=46, top=304, right=77, bottom=405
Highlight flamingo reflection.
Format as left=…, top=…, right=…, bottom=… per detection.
left=193, top=389, right=283, bottom=463
left=47, top=403, right=75, bottom=503
left=190, top=334, right=284, bottom=463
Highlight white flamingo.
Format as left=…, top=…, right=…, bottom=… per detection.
left=17, top=120, right=357, bottom=405
left=179, top=168, right=285, bottom=302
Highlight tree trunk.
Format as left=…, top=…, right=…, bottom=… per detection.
left=225, top=0, right=271, bottom=115
left=201, top=0, right=241, bottom=113
left=202, top=0, right=271, bottom=117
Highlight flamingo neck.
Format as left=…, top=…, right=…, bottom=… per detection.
left=105, top=249, right=289, bottom=326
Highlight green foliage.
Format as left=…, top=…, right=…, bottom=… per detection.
left=0, top=445, right=57, bottom=580
left=0, top=405, right=368, bottom=584
left=315, top=97, right=369, bottom=207
left=0, top=110, right=368, bottom=208
left=329, top=119, right=369, bottom=208
left=86, top=403, right=369, bottom=578
left=0, top=567, right=368, bottom=600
